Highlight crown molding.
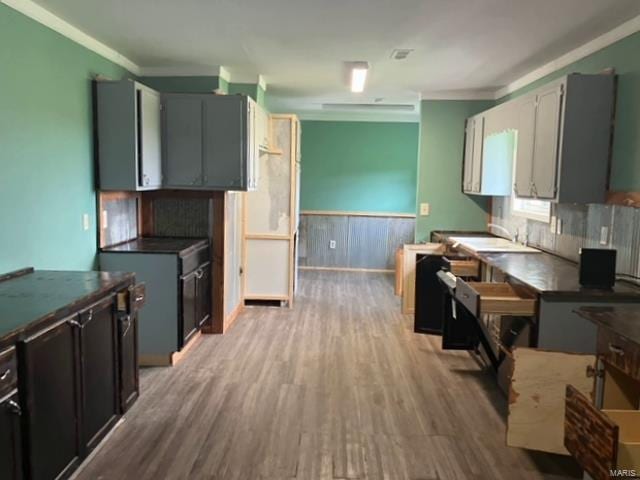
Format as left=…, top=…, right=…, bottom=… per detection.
left=2, top=0, right=140, bottom=74
left=291, top=109, right=419, bottom=123
left=495, top=13, right=640, bottom=98
left=138, top=65, right=228, bottom=77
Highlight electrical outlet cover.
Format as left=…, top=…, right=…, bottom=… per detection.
left=600, top=226, right=609, bottom=245
left=420, top=203, right=430, bottom=216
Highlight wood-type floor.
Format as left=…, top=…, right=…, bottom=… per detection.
left=76, top=271, right=581, bottom=480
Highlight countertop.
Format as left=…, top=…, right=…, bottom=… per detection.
left=0, top=269, right=134, bottom=344
left=575, top=306, right=640, bottom=346
left=101, top=237, right=209, bottom=256
left=433, top=231, right=640, bottom=300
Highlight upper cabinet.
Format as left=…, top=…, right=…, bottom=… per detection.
left=462, top=73, right=614, bottom=203
left=162, top=94, right=258, bottom=192
left=513, top=74, right=615, bottom=203
left=97, top=80, right=162, bottom=191
left=462, top=107, right=513, bottom=196
left=96, top=84, right=260, bottom=192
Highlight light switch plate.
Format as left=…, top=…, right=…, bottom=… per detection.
left=420, top=203, right=430, bottom=216
left=550, top=216, right=557, bottom=233
left=556, top=219, right=563, bottom=235
left=82, top=213, right=90, bottom=231
left=329, top=240, right=336, bottom=249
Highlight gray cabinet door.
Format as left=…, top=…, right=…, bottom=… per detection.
left=203, top=96, right=247, bottom=190
left=471, top=116, right=484, bottom=193
left=532, top=84, right=563, bottom=199
left=462, top=118, right=475, bottom=192
left=163, top=96, right=204, bottom=188
left=138, top=88, right=162, bottom=188
left=514, top=96, right=536, bottom=198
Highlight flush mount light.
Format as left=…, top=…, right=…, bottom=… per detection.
left=350, top=62, right=369, bottom=93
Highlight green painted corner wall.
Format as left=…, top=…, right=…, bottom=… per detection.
left=228, top=83, right=267, bottom=108
left=415, top=100, right=494, bottom=242
left=139, top=76, right=222, bottom=93
left=499, top=31, right=640, bottom=191
left=0, top=4, right=131, bottom=273
left=300, top=120, right=419, bottom=214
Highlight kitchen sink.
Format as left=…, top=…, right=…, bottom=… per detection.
left=449, top=236, right=541, bottom=254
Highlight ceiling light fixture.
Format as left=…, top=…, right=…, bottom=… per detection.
left=350, top=62, right=369, bottom=93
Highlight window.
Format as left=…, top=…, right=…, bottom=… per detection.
left=512, top=196, right=551, bottom=223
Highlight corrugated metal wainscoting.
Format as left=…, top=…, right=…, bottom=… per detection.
left=298, top=213, right=415, bottom=271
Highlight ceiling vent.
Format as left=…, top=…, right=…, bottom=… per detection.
left=390, top=49, right=413, bottom=60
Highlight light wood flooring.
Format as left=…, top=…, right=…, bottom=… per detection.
left=76, top=271, right=581, bottom=480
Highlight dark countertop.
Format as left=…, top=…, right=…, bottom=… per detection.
left=0, top=269, right=134, bottom=345
left=575, top=306, right=640, bottom=346
left=433, top=231, right=640, bottom=300
left=101, top=237, right=209, bottom=256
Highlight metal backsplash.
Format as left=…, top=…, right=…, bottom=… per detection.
left=491, top=197, right=640, bottom=277
left=102, top=196, right=138, bottom=247
left=299, top=214, right=415, bottom=270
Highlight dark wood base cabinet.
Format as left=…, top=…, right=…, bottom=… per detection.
left=0, top=269, right=144, bottom=480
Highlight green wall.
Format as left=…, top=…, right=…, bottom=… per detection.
left=300, top=121, right=419, bottom=214
left=415, top=101, right=493, bottom=241
left=0, top=4, right=131, bottom=273
left=498, top=31, right=640, bottom=191
left=228, top=83, right=267, bottom=108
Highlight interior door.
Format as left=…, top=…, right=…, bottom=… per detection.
left=163, top=95, right=204, bottom=187
left=203, top=95, right=246, bottom=190
left=79, top=297, right=119, bottom=453
left=20, top=317, right=82, bottom=480
left=0, top=392, right=23, bottom=480
left=137, top=88, right=162, bottom=188
left=471, top=115, right=484, bottom=193
left=513, top=96, right=537, bottom=198
left=531, top=84, right=564, bottom=199
left=462, top=118, right=475, bottom=192
left=506, top=348, right=595, bottom=455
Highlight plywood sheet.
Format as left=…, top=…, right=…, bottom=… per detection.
left=225, top=192, right=244, bottom=317
left=507, top=348, right=595, bottom=455
left=246, top=239, right=290, bottom=297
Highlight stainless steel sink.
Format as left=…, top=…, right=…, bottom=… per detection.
left=449, top=236, right=541, bottom=254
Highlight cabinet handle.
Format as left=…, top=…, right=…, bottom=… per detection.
left=586, top=365, right=603, bottom=378
left=135, top=294, right=144, bottom=302
left=609, top=344, right=625, bottom=356
left=120, top=315, right=132, bottom=337
left=68, top=319, right=83, bottom=329
left=6, top=399, right=21, bottom=416
left=195, top=268, right=204, bottom=279
left=0, top=369, right=10, bottom=381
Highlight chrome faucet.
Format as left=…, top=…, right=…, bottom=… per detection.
left=487, top=223, right=516, bottom=242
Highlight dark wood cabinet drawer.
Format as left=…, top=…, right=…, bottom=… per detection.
left=455, top=279, right=537, bottom=317
left=0, top=347, right=17, bottom=398
left=116, top=283, right=146, bottom=314
left=181, top=245, right=210, bottom=275
left=565, top=384, right=640, bottom=480
left=598, top=327, right=640, bottom=382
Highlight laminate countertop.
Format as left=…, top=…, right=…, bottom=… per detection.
left=433, top=231, right=640, bottom=301
left=575, top=306, right=640, bottom=346
left=101, top=237, right=209, bottom=256
left=0, top=269, right=134, bottom=345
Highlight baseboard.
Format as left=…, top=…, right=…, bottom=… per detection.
left=224, top=302, right=244, bottom=332
left=139, top=331, right=202, bottom=367
left=299, top=266, right=394, bottom=273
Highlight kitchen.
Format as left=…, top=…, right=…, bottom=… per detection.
left=3, top=1, right=640, bottom=479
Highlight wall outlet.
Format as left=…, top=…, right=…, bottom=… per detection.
left=82, top=213, right=90, bottom=231
left=102, top=210, right=108, bottom=229
left=600, top=226, right=609, bottom=245
left=420, top=203, right=430, bottom=216
left=329, top=240, right=336, bottom=249
left=556, top=219, right=563, bottom=235
left=550, top=216, right=557, bottom=233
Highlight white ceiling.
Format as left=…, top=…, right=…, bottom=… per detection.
left=22, top=0, right=640, bottom=118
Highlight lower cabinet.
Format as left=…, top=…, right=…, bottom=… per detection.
left=180, top=261, right=211, bottom=348
left=0, top=391, right=23, bottom=480
left=20, top=318, right=83, bottom=480
left=79, top=297, right=120, bottom=453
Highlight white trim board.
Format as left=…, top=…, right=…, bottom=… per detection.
left=2, top=0, right=141, bottom=74
left=137, top=65, right=227, bottom=77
